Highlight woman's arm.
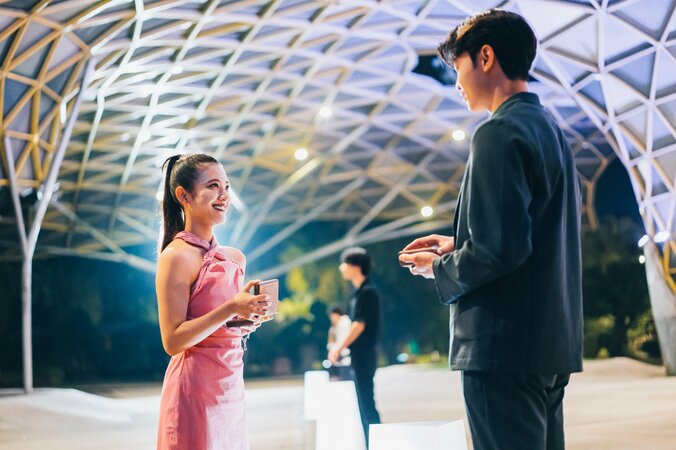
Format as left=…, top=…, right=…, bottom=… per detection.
left=156, top=245, right=266, bottom=356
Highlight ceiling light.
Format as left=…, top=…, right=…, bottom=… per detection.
left=295, top=147, right=309, bottom=161
left=420, top=205, right=434, bottom=218
left=452, top=129, right=466, bottom=141
left=59, top=101, right=67, bottom=124
left=318, top=106, right=333, bottom=119
left=637, top=235, right=649, bottom=247
left=638, top=255, right=646, bottom=264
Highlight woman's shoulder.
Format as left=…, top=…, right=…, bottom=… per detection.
left=219, top=246, right=246, bottom=269
left=159, top=239, right=204, bottom=270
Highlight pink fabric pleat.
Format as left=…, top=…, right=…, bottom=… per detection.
left=157, top=231, right=248, bottom=450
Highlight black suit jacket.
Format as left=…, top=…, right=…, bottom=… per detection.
left=433, top=92, right=583, bottom=374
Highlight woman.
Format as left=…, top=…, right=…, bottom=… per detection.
left=156, top=153, right=268, bottom=449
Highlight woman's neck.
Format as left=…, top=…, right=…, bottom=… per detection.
left=183, top=218, right=213, bottom=243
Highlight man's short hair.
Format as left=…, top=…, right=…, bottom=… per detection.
left=437, top=9, right=537, bottom=81
left=330, top=305, right=346, bottom=316
left=340, top=247, right=371, bottom=276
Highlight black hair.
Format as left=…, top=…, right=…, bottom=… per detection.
left=159, top=153, right=219, bottom=251
left=437, top=9, right=537, bottom=81
left=340, top=246, right=371, bottom=276
left=330, top=306, right=346, bottom=316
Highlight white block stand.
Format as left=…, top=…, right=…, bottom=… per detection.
left=369, top=420, right=468, bottom=450
left=304, top=370, right=330, bottom=421
left=315, top=380, right=366, bottom=450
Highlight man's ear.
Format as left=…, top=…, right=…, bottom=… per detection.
left=479, top=44, right=495, bottom=72
left=175, top=186, right=190, bottom=206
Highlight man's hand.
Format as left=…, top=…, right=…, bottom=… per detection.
left=399, top=234, right=454, bottom=279
left=328, top=347, right=341, bottom=364
left=399, top=250, right=439, bottom=279
left=402, top=234, right=455, bottom=254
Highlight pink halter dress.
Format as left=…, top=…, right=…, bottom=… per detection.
left=157, top=231, right=249, bottom=450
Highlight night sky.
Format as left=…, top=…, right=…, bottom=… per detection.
left=594, top=158, right=642, bottom=225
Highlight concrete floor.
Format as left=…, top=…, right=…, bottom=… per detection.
left=1, top=357, right=675, bottom=449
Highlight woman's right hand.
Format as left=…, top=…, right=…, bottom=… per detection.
left=231, top=280, right=269, bottom=321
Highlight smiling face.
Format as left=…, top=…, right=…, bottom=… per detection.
left=180, top=162, right=231, bottom=226
left=453, top=52, right=483, bottom=112
left=453, top=49, right=494, bottom=112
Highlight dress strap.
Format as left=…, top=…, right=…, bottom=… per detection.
left=174, top=231, right=217, bottom=252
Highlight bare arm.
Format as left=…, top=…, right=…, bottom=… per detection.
left=156, top=245, right=266, bottom=356
left=339, top=321, right=366, bottom=349
left=329, top=321, right=365, bottom=363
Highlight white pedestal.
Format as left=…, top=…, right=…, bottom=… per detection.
left=315, top=381, right=366, bottom=450
left=304, top=370, right=329, bottom=421
left=370, top=420, right=468, bottom=450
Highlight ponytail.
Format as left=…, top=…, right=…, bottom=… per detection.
left=158, top=153, right=220, bottom=252
left=160, top=155, right=183, bottom=252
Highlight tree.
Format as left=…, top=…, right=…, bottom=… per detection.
left=582, top=218, right=651, bottom=357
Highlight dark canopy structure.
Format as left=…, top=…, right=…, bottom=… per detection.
left=1, top=0, right=674, bottom=390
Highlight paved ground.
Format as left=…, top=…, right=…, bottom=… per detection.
left=1, top=357, right=675, bottom=449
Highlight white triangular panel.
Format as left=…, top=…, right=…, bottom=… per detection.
left=654, top=48, right=676, bottom=97
left=614, top=0, right=673, bottom=39
left=517, top=0, right=590, bottom=40
left=603, top=15, right=651, bottom=64
left=602, top=75, right=645, bottom=114
left=547, top=16, right=599, bottom=64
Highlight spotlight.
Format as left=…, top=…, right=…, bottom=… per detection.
left=420, top=205, right=434, bottom=218
left=452, top=129, right=466, bottom=141
left=318, top=106, right=333, bottom=119
left=294, top=147, right=309, bottom=161
left=637, top=235, right=649, bottom=247
left=638, top=255, right=646, bottom=264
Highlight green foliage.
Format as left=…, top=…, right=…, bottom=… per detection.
left=276, top=267, right=313, bottom=322
left=581, top=217, right=656, bottom=360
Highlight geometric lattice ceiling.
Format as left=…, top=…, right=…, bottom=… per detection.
left=0, top=0, right=673, bottom=284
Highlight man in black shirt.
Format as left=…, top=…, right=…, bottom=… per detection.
left=329, top=247, right=381, bottom=446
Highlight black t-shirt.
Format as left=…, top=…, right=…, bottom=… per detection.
left=348, top=279, right=381, bottom=353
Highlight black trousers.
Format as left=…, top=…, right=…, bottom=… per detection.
left=351, top=349, right=381, bottom=447
left=462, top=371, right=570, bottom=450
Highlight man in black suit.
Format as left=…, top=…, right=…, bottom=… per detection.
left=399, top=10, right=583, bottom=450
